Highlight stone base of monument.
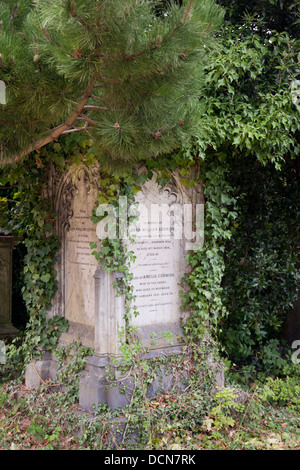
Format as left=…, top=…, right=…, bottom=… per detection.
left=25, top=352, right=58, bottom=389
left=78, top=336, right=187, bottom=411
left=82, top=353, right=224, bottom=413
left=0, top=323, right=19, bottom=338
left=25, top=342, right=225, bottom=412
left=79, top=367, right=132, bottom=411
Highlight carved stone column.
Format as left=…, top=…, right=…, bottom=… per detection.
left=0, top=236, right=19, bottom=337
left=94, top=267, right=126, bottom=357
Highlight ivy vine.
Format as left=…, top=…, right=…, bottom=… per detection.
left=180, top=157, right=238, bottom=346
left=0, top=137, right=85, bottom=362
left=90, top=173, right=141, bottom=336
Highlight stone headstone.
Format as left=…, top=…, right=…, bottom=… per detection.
left=128, top=171, right=202, bottom=351
left=63, top=166, right=99, bottom=347
left=49, top=163, right=99, bottom=348
left=79, top=170, right=205, bottom=409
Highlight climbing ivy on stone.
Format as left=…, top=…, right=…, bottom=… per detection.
left=180, top=157, right=238, bottom=344
left=0, top=138, right=79, bottom=361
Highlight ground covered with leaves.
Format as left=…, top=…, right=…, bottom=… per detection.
left=2, top=343, right=300, bottom=451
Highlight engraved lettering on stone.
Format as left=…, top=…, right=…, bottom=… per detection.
left=129, top=173, right=188, bottom=328
left=64, top=167, right=98, bottom=336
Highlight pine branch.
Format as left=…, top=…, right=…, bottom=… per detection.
left=89, top=94, right=127, bottom=110
left=0, top=78, right=97, bottom=165
left=61, top=122, right=89, bottom=135
left=182, top=0, right=195, bottom=23
left=165, top=0, right=195, bottom=42
left=90, top=94, right=114, bottom=104
left=98, top=75, right=122, bottom=84
left=78, top=113, right=98, bottom=126
left=83, top=105, right=111, bottom=111
left=0, top=0, right=224, bottom=168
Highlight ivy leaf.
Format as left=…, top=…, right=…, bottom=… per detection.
left=131, top=185, right=141, bottom=196
left=41, top=273, right=51, bottom=283
left=203, top=290, right=212, bottom=300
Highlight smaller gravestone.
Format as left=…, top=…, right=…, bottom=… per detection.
left=44, top=162, right=100, bottom=347
left=61, top=165, right=99, bottom=348
left=0, top=236, right=19, bottom=337
left=0, top=81, right=5, bottom=105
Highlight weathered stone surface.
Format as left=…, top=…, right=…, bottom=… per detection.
left=63, top=166, right=98, bottom=347
left=25, top=358, right=58, bottom=388
left=128, top=171, right=203, bottom=350
left=48, top=162, right=100, bottom=348
left=76, top=170, right=206, bottom=410
left=79, top=370, right=132, bottom=411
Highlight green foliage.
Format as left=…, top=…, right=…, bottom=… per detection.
left=219, top=157, right=300, bottom=365
left=90, top=174, right=141, bottom=331
left=4, top=343, right=300, bottom=450
left=204, top=387, right=245, bottom=430
left=53, top=341, right=94, bottom=403
left=0, top=0, right=224, bottom=168
left=21, top=236, right=68, bottom=360
left=0, top=2, right=299, bottom=454
left=196, top=9, right=299, bottom=166
left=181, top=157, right=238, bottom=342
left=260, top=375, right=300, bottom=412
left=0, top=336, right=25, bottom=383
left=217, top=0, right=299, bottom=38
left=0, top=134, right=115, bottom=361
left=183, top=0, right=300, bottom=373
left=0, top=145, right=70, bottom=362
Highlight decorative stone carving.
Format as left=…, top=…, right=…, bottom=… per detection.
left=49, top=163, right=100, bottom=348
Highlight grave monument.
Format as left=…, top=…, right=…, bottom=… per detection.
left=25, top=162, right=223, bottom=409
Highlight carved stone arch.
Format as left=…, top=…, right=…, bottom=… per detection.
left=51, top=162, right=100, bottom=239
left=163, top=170, right=204, bottom=206
left=50, top=162, right=100, bottom=318
left=54, top=173, right=75, bottom=238
left=70, top=163, right=99, bottom=196
left=133, top=166, right=204, bottom=247
left=134, top=164, right=203, bottom=207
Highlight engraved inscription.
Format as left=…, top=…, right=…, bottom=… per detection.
left=129, top=175, right=186, bottom=328
left=130, top=230, right=182, bottom=326
left=64, top=168, right=98, bottom=330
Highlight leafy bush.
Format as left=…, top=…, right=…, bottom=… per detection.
left=260, top=376, right=300, bottom=411
left=219, top=157, right=299, bottom=368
